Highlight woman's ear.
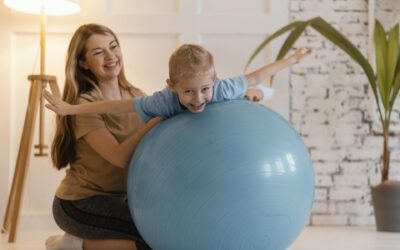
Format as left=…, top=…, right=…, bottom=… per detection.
left=79, top=59, right=89, bottom=70
left=166, top=79, right=176, bottom=91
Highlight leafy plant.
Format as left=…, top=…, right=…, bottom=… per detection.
left=247, top=16, right=400, bottom=183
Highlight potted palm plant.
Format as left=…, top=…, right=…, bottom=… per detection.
left=246, top=17, right=400, bottom=232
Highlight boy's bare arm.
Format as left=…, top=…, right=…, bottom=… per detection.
left=245, top=48, right=311, bottom=86
left=43, top=89, right=136, bottom=116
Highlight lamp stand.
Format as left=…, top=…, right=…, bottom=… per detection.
left=1, top=75, right=60, bottom=242
left=1, top=7, right=61, bottom=242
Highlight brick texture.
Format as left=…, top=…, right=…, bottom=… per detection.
left=289, top=0, right=400, bottom=225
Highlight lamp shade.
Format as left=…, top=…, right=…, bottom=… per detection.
left=4, top=0, right=80, bottom=16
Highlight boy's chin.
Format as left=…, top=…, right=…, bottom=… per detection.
left=189, top=108, right=205, bottom=113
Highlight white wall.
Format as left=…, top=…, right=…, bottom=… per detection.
left=0, top=0, right=289, bottom=231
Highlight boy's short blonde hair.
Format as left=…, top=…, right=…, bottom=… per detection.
left=169, top=44, right=216, bottom=84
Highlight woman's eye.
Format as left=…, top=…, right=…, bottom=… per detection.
left=111, top=44, right=118, bottom=50
left=93, top=51, right=103, bottom=56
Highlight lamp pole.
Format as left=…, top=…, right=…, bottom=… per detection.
left=1, top=0, right=79, bottom=242
left=40, top=5, right=46, bottom=75
left=35, top=5, right=48, bottom=157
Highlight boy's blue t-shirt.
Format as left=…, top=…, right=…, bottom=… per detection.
left=134, top=75, right=248, bottom=122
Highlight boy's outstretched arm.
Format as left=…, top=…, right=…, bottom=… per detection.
left=245, top=48, right=311, bottom=86
left=43, top=89, right=136, bottom=116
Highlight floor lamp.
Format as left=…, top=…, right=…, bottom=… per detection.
left=1, top=0, right=80, bottom=242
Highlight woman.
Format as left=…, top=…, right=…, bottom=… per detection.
left=45, top=24, right=160, bottom=250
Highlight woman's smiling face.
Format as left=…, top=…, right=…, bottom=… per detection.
left=79, top=33, right=123, bottom=83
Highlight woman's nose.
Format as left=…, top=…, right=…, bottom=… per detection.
left=104, top=50, right=115, bottom=59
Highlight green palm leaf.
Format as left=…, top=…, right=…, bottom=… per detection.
left=245, top=21, right=303, bottom=69
left=310, top=18, right=376, bottom=93
left=375, top=20, right=389, bottom=110
left=246, top=16, right=400, bottom=181
left=247, top=16, right=378, bottom=106
left=390, top=71, right=400, bottom=110
left=387, top=24, right=399, bottom=95
left=389, top=50, right=400, bottom=109
left=275, top=18, right=318, bottom=61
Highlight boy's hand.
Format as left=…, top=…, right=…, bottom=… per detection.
left=288, top=48, right=312, bottom=64
left=245, top=84, right=275, bottom=102
left=245, top=88, right=263, bottom=102
left=43, top=89, right=73, bottom=116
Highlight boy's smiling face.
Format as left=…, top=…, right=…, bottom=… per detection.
left=167, top=73, right=215, bottom=113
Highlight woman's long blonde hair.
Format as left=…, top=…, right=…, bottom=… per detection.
left=52, top=23, right=142, bottom=169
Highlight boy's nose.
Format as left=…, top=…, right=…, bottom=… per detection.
left=193, top=93, right=203, bottom=102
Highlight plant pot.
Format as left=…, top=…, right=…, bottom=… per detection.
left=371, top=181, right=400, bottom=232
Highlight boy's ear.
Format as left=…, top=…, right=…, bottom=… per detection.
left=166, top=79, right=176, bottom=91
left=79, top=59, right=89, bottom=70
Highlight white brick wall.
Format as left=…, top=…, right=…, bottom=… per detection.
left=289, top=0, right=400, bottom=226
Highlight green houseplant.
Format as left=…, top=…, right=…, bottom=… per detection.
left=246, top=16, right=400, bottom=232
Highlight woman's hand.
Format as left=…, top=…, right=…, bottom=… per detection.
left=142, top=117, right=163, bottom=132
left=43, top=89, right=73, bottom=116
left=83, top=116, right=164, bottom=168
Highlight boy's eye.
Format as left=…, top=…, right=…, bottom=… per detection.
left=202, top=87, right=210, bottom=92
left=184, top=90, right=192, bottom=94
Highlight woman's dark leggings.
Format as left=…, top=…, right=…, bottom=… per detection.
left=52, top=195, right=151, bottom=250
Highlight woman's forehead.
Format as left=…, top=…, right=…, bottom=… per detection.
left=86, top=33, right=116, bottom=48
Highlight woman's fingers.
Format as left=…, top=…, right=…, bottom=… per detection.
left=43, top=89, right=56, bottom=105
left=147, top=117, right=163, bottom=126
left=45, top=103, right=56, bottom=112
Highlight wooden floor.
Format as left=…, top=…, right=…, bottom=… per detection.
left=1, top=226, right=399, bottom=250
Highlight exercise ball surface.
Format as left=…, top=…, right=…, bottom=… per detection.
left=128, top=100, right=314, bottom=250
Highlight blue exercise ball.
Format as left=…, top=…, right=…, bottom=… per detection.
left=127, top=100, right=314, bottom=250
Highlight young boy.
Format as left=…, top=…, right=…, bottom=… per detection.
left=44, top=44, right=311, bottom=121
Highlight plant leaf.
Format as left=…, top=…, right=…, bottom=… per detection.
left=387, top=24, right=399, bottom=95
left=389, top=70, right=400, bottom=109
left=275, top=17, right=319, bottom=61
left=375, top=20, right=389, bottom=110
left=389, top=49, right=400, bottom=108
left=245, top=21, right=303, bottom=69
left=245, top=16, right=383, bottom=122
left=310, top=17, right=378, bottom=103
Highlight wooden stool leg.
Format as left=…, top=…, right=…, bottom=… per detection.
left=1, top=167, right=18, bottom=233
left=34, top=80, right=48, bottom=156
left=5, top=79, right=42, bottom=242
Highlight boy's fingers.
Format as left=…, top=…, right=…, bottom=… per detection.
left=299, top=48, right=308, bottom=54
left=300, top=48, right=312, bottom=56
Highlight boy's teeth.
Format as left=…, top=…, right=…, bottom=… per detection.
left=193, top=103, right=203, bottom=108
